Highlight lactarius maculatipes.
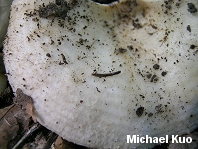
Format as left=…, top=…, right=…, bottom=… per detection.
left=3, top=0, right=198, bottom=148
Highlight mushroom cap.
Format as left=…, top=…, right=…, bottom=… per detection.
left=3, top=0, right=198, bottom=148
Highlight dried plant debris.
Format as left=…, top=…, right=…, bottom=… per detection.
left=12, top=123, right=42, bottom=149
left=13, top=89, right=37, bottom=122
left=0, top=88, right=90, bottom=149
left=54, top=137, right=90, bottom=149
left=92, top=70, right=121, bottom=78
left=38, top=0, right=79, bottom=19
left=0, top=105, right=19, bottom=149
left=0, top=88, right=36, bottom=149
left=0, top=86, right=13, bottom=108
left=39, top=1, right=69, bottom=19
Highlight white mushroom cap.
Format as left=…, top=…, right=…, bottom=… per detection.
left=3, top=0, right=198, bottom=148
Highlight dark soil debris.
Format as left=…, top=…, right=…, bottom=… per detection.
left=161, top=71, right=167, bottom=76
left=118, top=47, right=127, bottom=53
left=136, top=106, right=144, bottom=117
left=148, top=113, right=153, bottom=117
left=150, top=74, right=158, bottom=83
left=132, top=20, right=142, bottom=29
left=187, top=3, right=197, bottom=13
left=46, top=53, right=51, bottom=57
left=153, top=64, right=160, bottom=70
left=187, top=25, right=191, bottom=32
left=190, top=44, right=196, bottom=49
left=39, top=1, right=69, bottom=19
left=147, top=73, right=152, bottom=79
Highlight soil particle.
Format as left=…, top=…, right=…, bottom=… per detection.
left=46, top=53, right=51, bottom=57
left=136, top=106, right=144, bottom=117
left=118, top=47, right=127, bottom=53
left=153, top=64, right=160, bottom=70
left=190, top=44, right=196, bottom=49
left=147, top=73, right=152, bottom=79
left=187, top=25, right=191, bottom=32
left=132, top=20, right=142, bottom=29
left=187, top=3, right=197, bottom=13
left=148, top=113, right=153, bottom=117
left=150, top=74, right=158, bottom=83
left=161, top=71, right=167, bottom=76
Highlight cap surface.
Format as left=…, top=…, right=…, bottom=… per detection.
left=3, top=0, right=198, bottom=148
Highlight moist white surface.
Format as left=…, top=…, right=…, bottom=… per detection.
left=3, top=0, right=198, bottom=148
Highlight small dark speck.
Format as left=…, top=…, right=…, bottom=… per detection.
left=46, top=53, right=51, bottom=57
left=147, top=73, right=152, bottom=79
left=176, top=2, right=180, bottom=6
left=127, top=45, right=133, bottom=50
left=151, top=25, right=157, bottom=29
left=187, top=25, right=191, bottom=32
left=187, top=3, right=197, bottom=13
left=140, top=94, right=145, bottom=98
left=161, top=71, right=167, bottom=76
left=80, top=100, right=83, bottom=103
left=190, top=44, right=196, bottom=49
left=96, top=87, right=101, bottom=93
left=136, top=106, right=144, bottom=117
left=132, top=20, right=142, bottom=29
left=150, top=75, right=158, bottom=82
left=148, top=113, right=153, bottom=117
left=83, top=25, right=88, bottom=29
left=153, top=64, right=160, bottom=70
left=119, top=48, right=127, bottom=53
left=60, top=54, right=68, bottom=64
